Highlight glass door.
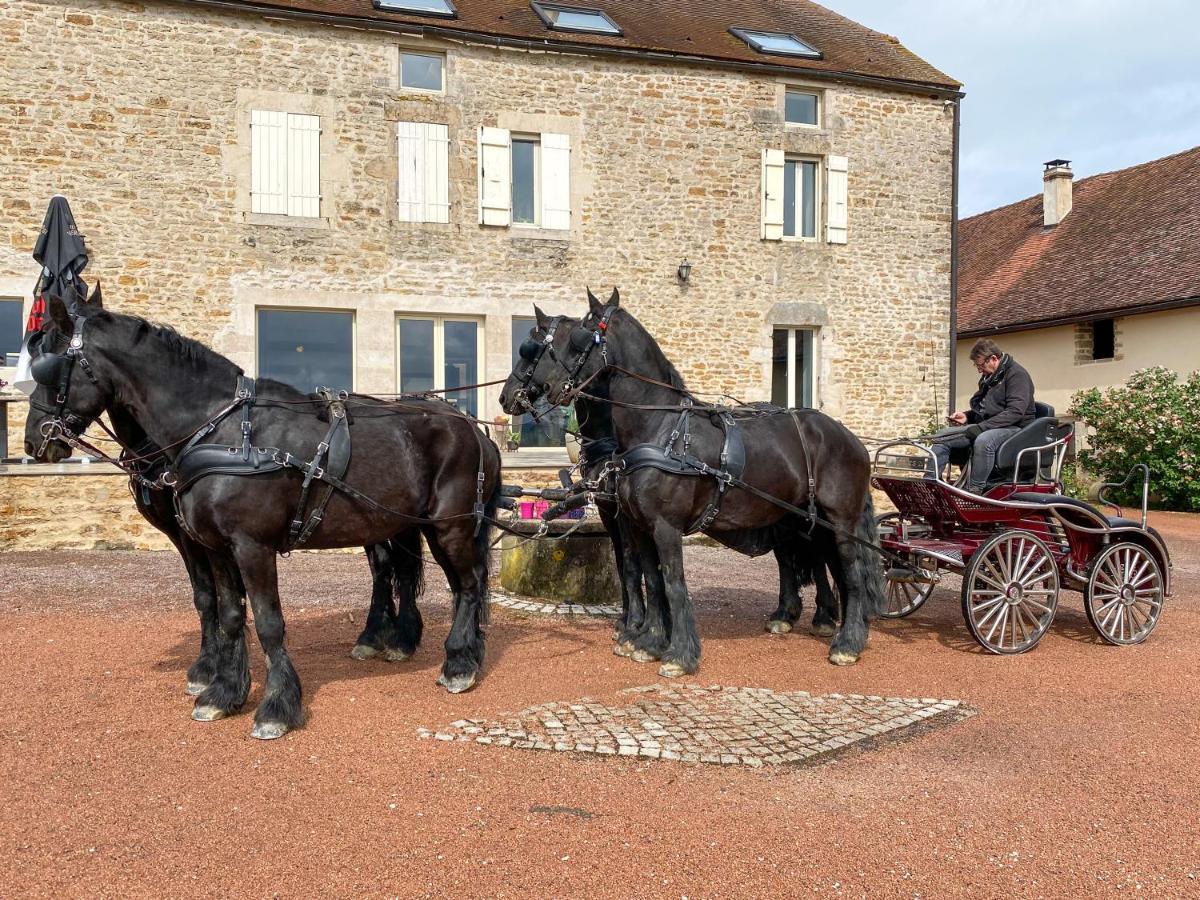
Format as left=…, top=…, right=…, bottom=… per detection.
left=770, top=328, right=816, bottom=409
left=398, top=316, right=482, bottom=418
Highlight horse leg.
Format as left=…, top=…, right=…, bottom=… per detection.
left=810, top=557, right=840, bottom=638
left=426, top=522, right=487, bottom=694
left=181, top=544, right=220, bottom=695
left=766, top=545, right=803, bottom=634
left=387, top=530, right=425, bottom=660
left=626, top=523, right=670, bottom=662
left=652, top=522, right=701, bottom=678
left=828, top=501, right=885, bottom=666
left=613, top=516, right=650, bottom=654
left=192, top=552, right=251, bottom=722
left=230, top=541, right=303, bottom=739
left=351, top=543, right=400, bottom=661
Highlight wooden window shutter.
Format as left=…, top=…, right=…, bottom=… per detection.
left=478, top=126, right=511, bottom=227
left=826, top=155, right=848, bottom=244
left=540, top=132, right=571, bottom=231
left=398, top=122, right=448, bottom=223
left=251, top=110, right=287, bottom=215
left=424, top=123, right=449, bottom=224
left=761, top=148, right=785, bottom=241
left=286, top=113, right=321, bottom=218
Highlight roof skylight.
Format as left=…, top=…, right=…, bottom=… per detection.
left=531, top=3, right=623, bottom=36
left=730, top=28, right=821, bottom=59
left=374, top=0, right=457, bottom=18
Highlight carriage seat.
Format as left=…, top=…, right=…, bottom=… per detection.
left=1008, top=491, right=1163, bottom=541
left=982, top=403, right=1070, bottom=485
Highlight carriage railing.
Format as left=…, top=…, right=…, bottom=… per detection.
left=872, top=440, right=941, bottom=481
left=1010, top=430, right=1073, bottom=487
left=1096, top=463, right=1151, bottom=529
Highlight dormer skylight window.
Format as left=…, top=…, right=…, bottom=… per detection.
left=531, top=3, right=623, bottom=36
left=730, top=28, right=821, bottom=59
left=373, top=0, right=457, bottom=18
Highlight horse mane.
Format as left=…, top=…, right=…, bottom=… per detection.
left=126, top=315, right=244, bottom=376
left=611, top=307, right=688, bottom=390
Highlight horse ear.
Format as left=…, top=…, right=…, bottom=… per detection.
left=533, top=304, right=550, bottom=330
left=587, top=289, right=604, bottom=318
left=608, top=287, right=620, bottom=307
left=586, top=286, right=600, bottom=307
left=47, top=293, right=74, bottom=334
left=87, top=279, right=104, bottom=309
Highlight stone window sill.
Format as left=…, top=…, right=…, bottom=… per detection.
left=0, top=459, right=125, bottom=476
left=242, top=212, right=331, bottom=230
left=508, top=228, right=572, bottom=243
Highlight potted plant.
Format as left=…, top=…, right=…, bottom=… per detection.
left=506, top=429, right=521, bottom=452
left=492, top=414, right=510, bottom=448
left=564, top=406, right=581, bottom=463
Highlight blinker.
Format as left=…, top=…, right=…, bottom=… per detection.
left=568, top=327, right=594, bottom=353
left=31, top=353, right=68, bottom=387
left=518, top=339, right=540, bottom=362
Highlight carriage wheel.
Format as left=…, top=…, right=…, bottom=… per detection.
left=960, top=532, right=1059, bottom=654
left=875, top=513, right=933, bottom=619
left=1084, top=542, right=1164, bottom=646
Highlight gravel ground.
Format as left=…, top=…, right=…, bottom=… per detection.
left=1, top=512, right=1197, bottom=898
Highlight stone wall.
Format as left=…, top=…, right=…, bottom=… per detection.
left=0, top=0, right=953, bottom=548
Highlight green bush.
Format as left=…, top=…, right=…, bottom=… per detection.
left=1069, top=367, right=1200, bottom=511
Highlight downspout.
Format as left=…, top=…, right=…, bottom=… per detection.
left=948, top=96, right=961, bottom=413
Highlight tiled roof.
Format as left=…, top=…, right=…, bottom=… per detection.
left=958, top=145, right=1200, bottom=335
left=194, top=0, right=959, bottom=91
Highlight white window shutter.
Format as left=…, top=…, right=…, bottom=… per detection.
left=424, top=123, right=449, bottom=224
left=540, top=132, right=571, bottom=231
left=286, top=113, right=321, bottom=218
left=827, top=155, right=848, bottom=244
left=251, top=109, right=287, bottom=215
left=478, top=126, right=511, bottom=227
left=761, top=148, right=785, bottom=241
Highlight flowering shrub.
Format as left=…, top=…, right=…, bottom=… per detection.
left=1069, top=367, right=1200, bottom=511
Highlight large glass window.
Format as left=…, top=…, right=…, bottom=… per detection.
left=398, top=316, right=481, bottom=418
left=257, top=309, right=353, bottom=392
left=771, top=328, right=816, bottom=409
left=400, top=51, right=444, bottom=91
left=511, top=137, right=539, bottom=226
left=510, top=316, right=570, bottom=449
left=783, top=158, right=819, bottom=239
left=1, top=299, right=23, bottom=362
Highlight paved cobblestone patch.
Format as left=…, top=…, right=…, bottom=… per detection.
left=489, top=589, right=620, bottom=619
left=418, top=684, right=971, bottom=767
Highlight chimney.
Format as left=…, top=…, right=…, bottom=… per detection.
left=1043, top=159, right=1073, bottom=227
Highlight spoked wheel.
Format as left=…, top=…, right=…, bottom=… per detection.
left=961, top=532, right=1059, bottom=654
left=876, top=513, right=934, bottom=619
left=1085, top=542, right=1164, bottom=645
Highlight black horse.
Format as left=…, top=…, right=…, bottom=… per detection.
left=509, top=289, right=883, bottom=674
left=24, top=289, right=501, bottom=739
left=500, top=310, right=840, bottom=653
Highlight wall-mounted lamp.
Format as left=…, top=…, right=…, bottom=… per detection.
left=677, top=258, right=693, bottom=283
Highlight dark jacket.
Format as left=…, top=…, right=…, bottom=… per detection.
left=967, top=354, right=1036, bottom=432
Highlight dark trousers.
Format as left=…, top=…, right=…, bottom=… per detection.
left=928, top=427, right=1019, bottom=490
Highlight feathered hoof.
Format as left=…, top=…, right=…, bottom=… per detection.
left=185, top=681, right=209, bottom=696
left=250, top=720, right=289, bottom=740
left=828, top=649, right=860, bottom=666
left=631, top=648, right=661, bottom=663
left=437, top=671, right=478, bottom=694
left=766, top=620, right=793, bottom=635
left=383, top=648, right=412, bottom=662
left=658, top=661, right=690, bottom=678
left=612, top=642, right=635, bottom=658
left=811, top=623, right=837, bottom=638
left=350, top=644, right=380, bottom=661
left=191, top=705, right=228, bottom=722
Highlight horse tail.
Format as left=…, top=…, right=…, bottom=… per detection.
left=473, top=434, right=503, bottom=624
left=390, top=530, right=426, bottom=607
left=856, top=492, right=886, bottom=618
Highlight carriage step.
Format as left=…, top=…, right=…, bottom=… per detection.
left=886, top=566, right=937, bottom=584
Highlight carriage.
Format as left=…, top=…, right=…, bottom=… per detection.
left=870, top=405, right=1171, bottom=654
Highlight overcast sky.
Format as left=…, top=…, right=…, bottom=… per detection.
left=828, top=0, right=1200, bottom=217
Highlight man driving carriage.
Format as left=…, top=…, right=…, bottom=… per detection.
left=927, top=338, right=1037, bottom=493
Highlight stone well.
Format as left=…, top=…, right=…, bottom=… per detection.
left=499, top=518, right=620, bottom=606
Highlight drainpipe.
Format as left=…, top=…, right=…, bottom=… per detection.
left=948, top=96, right=961, bottom=413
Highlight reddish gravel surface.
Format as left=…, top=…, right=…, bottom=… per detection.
left=1, top=513, right=1198, bottom=898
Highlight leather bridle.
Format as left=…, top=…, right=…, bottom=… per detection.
left=512, top=306, right=617, bottom=408
left=28, top=315, right=103, bottom=457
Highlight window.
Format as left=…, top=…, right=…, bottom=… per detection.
left=731, top=28, right=821, bottom=58
left=785, top=89, right=819, bottom=127
left=375, top=0, right=456, bottom=17
left=400, top=51, right=444, bottom=92
left=531, top=3, right=622, bottom=35
left=1092, top=319, right=1115, bottom=361
left=257, top=309, right=353, bottom=392
left=478, top=127, right=571, bottom=230
left=771, top=328, right=816, bottom=409
left=251, top=111, right=321, bottom=217
left=397, top=122, right=449, bottom=223
left=1, top=298, right=23, bottom=363
left=510, top=316, right=570, bottom=449
left=784, top=158, right=819, bottom=239
left=398, top=316, right=482, bottom=418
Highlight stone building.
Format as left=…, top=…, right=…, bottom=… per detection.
left=0, top=0, right=959, bottom=548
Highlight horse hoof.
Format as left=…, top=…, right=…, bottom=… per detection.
left=631, top=649, right=661, bottom=663
left=766, top=620, right=793, bottom=635
left=192, top=705, right=227, bottom=722
left=437, top=672, right=477, bottom=694
left=658, top=661, right=689, bottom=678
left=383, top=648, right=412, bottom=662
left=251, top=721, right=289, bottom=740
left=350, top=644, right=379, bottom=661
left=185, top=681, right=208, bottom=696
left=612, top=642, right=635, bottom=658
left=829, top=650, right=860, bottom=666
left=811, top=623, right=837, bottom=638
